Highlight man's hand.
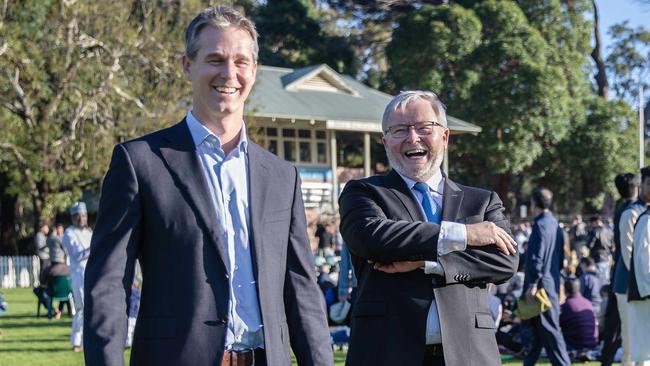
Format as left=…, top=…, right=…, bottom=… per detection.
left=466, top=221, right=517, bottom=256
left=525, top=285, right=538, bottom=304
left=338, top=292, right=349, bottom=302
left=370, top=260, right=424, bottom=273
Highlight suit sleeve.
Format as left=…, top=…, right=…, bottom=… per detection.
left=619, top=209, right=638, bottom=269
left=437, top=191, right=519, bottom=286
left=84, top=144, right=141, bottom=366
left=283, top=167, right=334, bottom=366
left=339, top=180, right=442, bottom=263
left=340, top=180, right=517, bottom=285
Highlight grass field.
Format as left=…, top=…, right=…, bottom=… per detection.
left=0, top=288, right=599, bottom=366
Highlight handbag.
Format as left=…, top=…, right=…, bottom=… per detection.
left=516, top=288, right=551, bottom=320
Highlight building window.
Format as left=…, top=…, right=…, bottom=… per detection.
left=260, top=123, right=328, bottom=165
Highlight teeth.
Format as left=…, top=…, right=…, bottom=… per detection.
left=404, top=149, right=428, bottom=157
left=213, top=86, right=237, bottom=94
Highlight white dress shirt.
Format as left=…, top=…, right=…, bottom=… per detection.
left=186, top=111, right=264, bottom=350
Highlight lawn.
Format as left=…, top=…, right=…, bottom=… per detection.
left=0, top=288, right=598, bottom=366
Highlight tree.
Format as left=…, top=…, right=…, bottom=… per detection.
left=536, top=98, right=638, bottom=213
left=0, top=0, right=194, bottom=248
left=254, top=0, right=359, bottom=75
left=387, top=1, right=580, bottom=207
left=606, top=21, right=650, bottom=125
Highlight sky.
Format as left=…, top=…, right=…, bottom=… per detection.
left=598, top=0, right=649, bottom=55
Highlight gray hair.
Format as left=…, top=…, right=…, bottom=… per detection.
left=381, top=90, right=447, bottom=133
left=184, top=6, right=259, bottom=61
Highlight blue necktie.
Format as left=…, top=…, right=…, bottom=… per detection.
left=414, top=182, right=441, bottom=224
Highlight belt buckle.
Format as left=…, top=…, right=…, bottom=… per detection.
left=235, top=348, right=255, bottom=366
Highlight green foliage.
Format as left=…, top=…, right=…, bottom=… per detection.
left=0, top=0, right=194, bottom=231
left=255, top=0, right=359, bottom=75
left=385, top=0, right=636, bottom=212
left=606, top=21, right=650, bottom=105
left=535, top=98, right=638, bottom=213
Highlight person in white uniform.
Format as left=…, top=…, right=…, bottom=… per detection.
left=61, top=201, right=92, bottom=352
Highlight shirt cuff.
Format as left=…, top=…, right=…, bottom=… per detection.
left=438, top=221, right=467, bottom=255
left=423, top=261, right=444, bottom=276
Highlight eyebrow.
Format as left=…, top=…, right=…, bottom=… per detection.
left=203, top=51, right=253, bottom=61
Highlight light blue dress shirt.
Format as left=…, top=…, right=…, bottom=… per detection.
left=397, top=170, right=467, bottom=345
left=186, top=111, right=264, bottom=350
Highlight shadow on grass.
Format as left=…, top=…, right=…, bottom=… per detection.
left=0, top=321, right=71, bottom=329
left=0, top=348, right=74, bottom=352
left=0, top=338, right=69, bottom=343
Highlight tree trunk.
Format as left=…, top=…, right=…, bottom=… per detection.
left=31, top=180, right=47, bottom=238
left=497, top=172, right=511, bottom=214
left=0, top=172, right=18, bottom=255
left=591, top=0, right=609, bottom=99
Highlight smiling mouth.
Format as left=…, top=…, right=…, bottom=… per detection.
left=404, top=149, right=428, bottom=158
left=213, top=86, right=238, bottom=94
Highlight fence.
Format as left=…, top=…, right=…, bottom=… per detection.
left=0, top=256, right=40, bottom=288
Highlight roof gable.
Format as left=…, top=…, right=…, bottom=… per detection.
left=282, top=64, right=359, bottom=96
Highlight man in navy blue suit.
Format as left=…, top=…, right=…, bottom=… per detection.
left=522, top=187, right=571, bottom=366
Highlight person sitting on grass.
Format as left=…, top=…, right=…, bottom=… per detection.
left=560, top=276, right=599, bottom=362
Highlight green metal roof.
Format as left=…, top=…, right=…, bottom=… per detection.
left=245, top=64, right=482, bottom=134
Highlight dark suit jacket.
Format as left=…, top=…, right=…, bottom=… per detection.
left=84, top=120, right=333, bottom=366
left=523, top=212, right=564, bottom=309
left=338, top=170, right=518, bottom=366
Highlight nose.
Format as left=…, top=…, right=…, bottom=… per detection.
left=404, top=125, right=420, bottom=143
left=221, top=60, right=237, bottom=79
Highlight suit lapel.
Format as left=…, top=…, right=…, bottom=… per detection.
left=158, top=119, right=228, bottom=266
left=246, top=143, right=269, bottom=280
left=385, top=170, right=425, bottom=222
left=442, top=177, right=463, bottom=222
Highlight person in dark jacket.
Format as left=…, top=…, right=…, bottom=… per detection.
left=560, top=277, right=599, bottom=361
left=522, top=187, right=571, bottom=366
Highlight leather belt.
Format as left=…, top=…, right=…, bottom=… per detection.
left=221, top=349, right=265, bottom=366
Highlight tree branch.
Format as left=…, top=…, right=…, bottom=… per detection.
left=44, top=18, right=81, bottom=121
left=3, top=68, right=36, bottom=128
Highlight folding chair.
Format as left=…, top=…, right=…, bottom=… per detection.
left=45, top=275, right=75, bottom=319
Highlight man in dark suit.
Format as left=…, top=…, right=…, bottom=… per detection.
left=339, top=90, right=518, bottom=366
left=84, top=6, right=332, bottom=366
left=522, top=187, right=570, bottom=366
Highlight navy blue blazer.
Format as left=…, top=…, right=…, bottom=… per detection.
left=84, top=120, right=333, bottom=366
left=523, top=211, right=564, bottom=305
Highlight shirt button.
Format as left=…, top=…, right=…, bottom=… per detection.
left=234, top=265, right=239, bottom=270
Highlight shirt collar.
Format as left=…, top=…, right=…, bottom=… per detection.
left=185, top=110, right=248, bottom=153
left=397, top=169, right=444, bottom=195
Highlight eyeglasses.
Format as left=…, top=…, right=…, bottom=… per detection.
left=384, top=121, right=446, bottom=138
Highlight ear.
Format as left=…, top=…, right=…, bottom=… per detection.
left=182, top=55, right=192, bottom=80
left=442, top=128, right=450, bottom=148
left=251, top=61, right=258, bottom=80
